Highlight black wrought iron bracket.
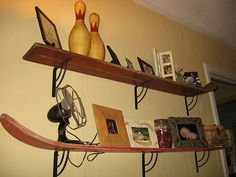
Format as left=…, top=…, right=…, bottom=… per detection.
left=53, top=151, right=70, bottom=177
left=51, top=58, right=71, bottom=177
left=53, top=150, right=103, bottom=177
left=142, top=152, right=158, bottom=177
left=52, top=58, right=71, bottom=97
left=184, top=96, right=198, bottom=116
left=134, top=80, right=150, bottom=109
left=194, top=150, right=210, bottom=173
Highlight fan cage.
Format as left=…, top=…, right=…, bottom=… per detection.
left=55, top=85, right=87, bottom=130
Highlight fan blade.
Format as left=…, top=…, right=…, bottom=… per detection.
left=61, top=87, right=73, bottom=110
left=55, top=85, right=87, bottom=130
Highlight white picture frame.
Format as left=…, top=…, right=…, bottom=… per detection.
left=159, top=51, right=176, bottom=81
left=153, top=48, right=162, bottom=77
left=125, top=120, right=158, bottom=148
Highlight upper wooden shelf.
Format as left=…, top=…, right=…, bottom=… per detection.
left=23, top=43, right=216, bottom=97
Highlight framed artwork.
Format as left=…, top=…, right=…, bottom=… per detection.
left=92, top=104, right=130, bottom=147
left=184, top=72, right=202, bottom=87
left=137, top=57, right=155, bottom=75
left=159, top=51, right=176, bottom=81
left=126, top=58, right=134, bottom=69
left=153, top=48, right=162, bottom=77
left=168, top=117, right=208, bottom=148
left=204, top=125, right=228, bottom=147
left=125, top=120, right=158, bottom=148
left=35, top=6, right=62, bottom=49
left=107, top=45, right=121, bottom=65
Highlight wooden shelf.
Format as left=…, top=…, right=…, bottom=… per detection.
left=23, top=43, right=216, bottom=97
left=18, top=43, right=219, bottom=177
left=0, top=113, right=224, bottom=153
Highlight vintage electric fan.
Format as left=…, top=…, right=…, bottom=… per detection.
left=47, top=60, right=87, bottom=144
left=47, top=85, right=87, bottom=144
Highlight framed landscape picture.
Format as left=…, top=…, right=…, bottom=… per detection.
left=125, top=120, right=158, bottom=148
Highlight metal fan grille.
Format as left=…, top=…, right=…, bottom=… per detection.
left=55, top=85, right=87, bottom=130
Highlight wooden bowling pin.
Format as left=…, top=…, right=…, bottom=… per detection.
left=68, top=0, right=90, bottom=56
left=88, top=13, right=105, bottom=60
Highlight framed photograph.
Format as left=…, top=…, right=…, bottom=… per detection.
left=92, top=104, right=130, bottom=147
left=125, top=120, right=158, bottom=148
left=168, top=117, right=208, bottom=148
left=184, top=72, right=202, bottom=87
left=204, top=125, right=228, bottom=147
left=107, top=45, right=121, bottom=65
left=35, top=6, right=62, bottom=49
left=137, top=57, right=155, bottom=75
left=126, top=58, right=134, bottom=69
left=153, top=48, right=162, bottom=77
left=159, top=51, right=176, bottom=81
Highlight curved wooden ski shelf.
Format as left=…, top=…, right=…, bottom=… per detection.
left=0, top=113, right=224, bottom=153
left=0, top=113, right=124, bottom=152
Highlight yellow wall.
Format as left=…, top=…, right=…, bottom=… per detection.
left=0, top=0, right=236, bottom=177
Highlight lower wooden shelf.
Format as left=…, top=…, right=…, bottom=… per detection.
left=0, top=113, right=223, bottom=153
left=1, top=113, right=225, bottom=177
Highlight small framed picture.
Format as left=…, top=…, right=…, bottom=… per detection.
left=168, top=117, right=208, bottom=148
left=107, top=45, right=121, bottom=65
left=92, top=104, right=130, bottom=147
left=204, top=125, right=228, bottom=147
left=125, top=120, right=158, bottom=148
left=35, top=6, right=62, bottom=49
left=137, top=57, right=155, bottom=75
left=153, top=48, right=162, bottom=77
left=159, top=51, right=176, bottom=80
left=126, top=58, right=134, bottom=69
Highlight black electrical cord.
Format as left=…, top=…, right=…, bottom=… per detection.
left=88, top=133, right=99, bottom=145
left=87, top=152, right=104, bottom=162
left=68, top=152, right=87, bottom=168
left=65, top=129, right=99, bottom=146
left=66, top=129, right=84, bottom=144
left=66, top=132, right=102, bottom=167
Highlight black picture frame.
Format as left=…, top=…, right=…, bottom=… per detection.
left=126, top=58, right=134, bottom=69
left=35, top=6, right=62, bottom=49
left=168, top=117, right=209, bottom=148
left=107, top=45, right=121, bottom=65
left=137, top=57, right=155, bottom=75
